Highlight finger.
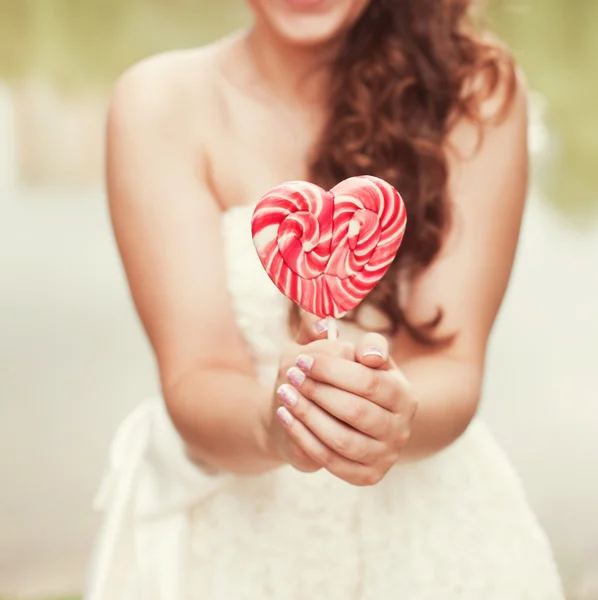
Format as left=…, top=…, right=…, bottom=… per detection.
left=276, top=406, right=386, bottom=487
left=277, top=383, right=383, bottom=463
left=280, top=339, right=355, bottom=379
left=285, top=368, right=392, bottom=438
left=304, top=338, right=355, bottom=361
left=291, top=355, right=400, bottom=411
left=294, top=313, right=329, bottom=345
left=355, top=332, right=391, bottom=370
left=276, top=405, right=344, bottom=465
left=284, top=444, right=321, bottom=473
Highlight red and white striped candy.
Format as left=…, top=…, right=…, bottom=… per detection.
left=251, top=175, right=407, bottom=318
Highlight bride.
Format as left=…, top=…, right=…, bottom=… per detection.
left=86, top=0, right=565, bottom=598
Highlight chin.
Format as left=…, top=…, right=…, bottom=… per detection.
left=249, top=0, right=371, bottom=48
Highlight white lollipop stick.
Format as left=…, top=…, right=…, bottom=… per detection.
left=326, top=316, right=338, bottom=341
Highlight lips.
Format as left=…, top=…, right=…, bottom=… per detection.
left=282, top=0, right=329, bottom=10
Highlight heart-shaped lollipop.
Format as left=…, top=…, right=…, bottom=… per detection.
left=251, top=175, right=406, bottom=319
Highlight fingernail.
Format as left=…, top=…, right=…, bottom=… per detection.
left=277, top=406, right=294, bottom=426
left=296, top=354, right=314, bottom=372
left=362, top=346, right=385, bottom=359
left=315, top=319, right=328, bottom=334
left=277, top=384, right=298, bottom=407
left=287, top=366, right=306, bottom=387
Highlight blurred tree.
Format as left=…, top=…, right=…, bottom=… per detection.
left=0, top=0, right=249, bottom=87
left=489, top=0, right=598, bottom=216
left=0, top=1, right=32, bottom=78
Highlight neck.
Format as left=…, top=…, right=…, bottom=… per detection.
left=244, top=20, right=341, bottom=107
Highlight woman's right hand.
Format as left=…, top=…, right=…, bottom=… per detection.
left=265, top=316, right=355, bottom=473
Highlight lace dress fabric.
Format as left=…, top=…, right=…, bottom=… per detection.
left=85, top=204, right=565, bottom=600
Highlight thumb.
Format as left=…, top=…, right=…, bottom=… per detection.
left=294, top=312, right=329, bottom=345
left=355, top=332, right=392, bottom=370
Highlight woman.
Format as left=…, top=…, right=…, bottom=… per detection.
left=86, top=0, right=565, bottom=598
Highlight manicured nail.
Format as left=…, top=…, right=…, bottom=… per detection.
left=296, top=354, right=314, bottom=372
left=315, top=319, right=328, bottom=334
left=277, top=406, right=294, bottom=426
left=287, top=366, right=306, bottom=387
left=277, top=384, right=298, bottom=407
left=362, top=346, right=385, bottom=359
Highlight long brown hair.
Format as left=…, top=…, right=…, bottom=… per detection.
left=303, top=0, right=516, bottom=342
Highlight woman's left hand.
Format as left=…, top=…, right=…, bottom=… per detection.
left=275, top=332, right=418, bottom=486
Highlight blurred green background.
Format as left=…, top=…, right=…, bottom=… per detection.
left=0, top=0, right=596, bottom=215
left=1, top=1, right=597, bottom=600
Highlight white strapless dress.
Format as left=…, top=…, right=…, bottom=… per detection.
left=84, top=204, right=565, bottom=600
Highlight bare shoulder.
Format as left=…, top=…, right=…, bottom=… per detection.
left=440, top=57, right=529, bottom=231
left=107, top=37, right=236, bottom=143
left=449, top=54, right=529, bottom=161
left=480, top=62, right=529, bottom=123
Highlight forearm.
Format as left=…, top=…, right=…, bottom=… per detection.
left=163, top=367, right=282, bottom=475
left=398, top=356, right=483, bottom=462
